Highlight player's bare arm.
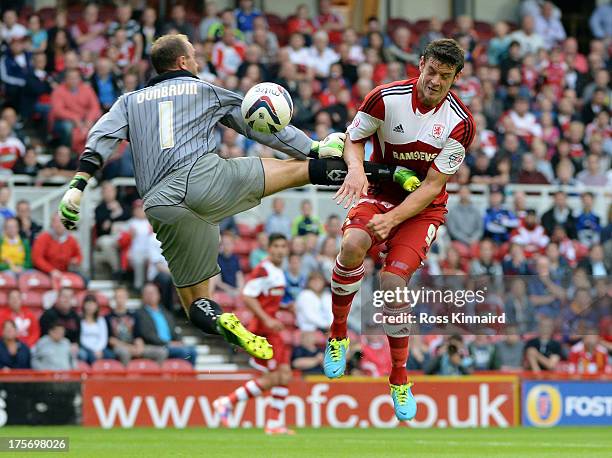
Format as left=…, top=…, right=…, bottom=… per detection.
left=243, top=295, right=284, bottom=332
left=334, top=137, right=369, bottom=209
left=367, top=167, right=449, bottom=240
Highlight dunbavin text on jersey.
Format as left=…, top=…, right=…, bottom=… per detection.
left=136, top=82, right=199, bottom=103
left=393, top=151, right=438, bottom=161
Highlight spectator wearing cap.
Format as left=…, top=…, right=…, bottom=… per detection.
left=0, top=289, right=40, bottom=347
left=511, top=209, right=549, bottom=257
left=32, top=215, right=82, bottom=281
left=446, top=185, right=483, bottom=248
left=576, top=192, right=602, bottom=247
left=0, top=320, right=31, bottom=369
left=0, top=217, right=32, bottom=274
left=483, top=187, right=519, bottom=243
left=0, top=34, right=32, bottom=113
left=49, top=68, right=101, bottom=151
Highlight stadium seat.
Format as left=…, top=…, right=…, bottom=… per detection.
left=54, top=272, right=86, bottom=291
left=77, top=360, right=91, bottom=372
left=0, top=272, right=17, bottom=292
left=127, top=359, right=161, bottom=373
left=21, top=291, right=43, bottom=308
left=162, top=359, right=195, bottom=373
left=233, top=238, right=252, bottom=256
left=18, top=271, right=52, bottom=293
left=92, top=359, right=126, bottom=373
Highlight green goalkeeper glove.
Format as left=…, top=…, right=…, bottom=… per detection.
left=310, top=132, right=346, bottom=159
left=393, top=166, right=422, bottom=192
left=58, top=175, right=88, bottom=230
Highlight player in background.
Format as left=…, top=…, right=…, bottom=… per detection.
left=213, top=233, right=295, bottom=435
left=57, top=34, right=396, bottom=362
left=325, top=39, right=475, bottom=420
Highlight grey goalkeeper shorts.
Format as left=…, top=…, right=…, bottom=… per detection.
left=143, top=153, right=265, bottom=288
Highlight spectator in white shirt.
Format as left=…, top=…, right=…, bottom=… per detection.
left=534, top=1, right=566, bottom=48
left=79, top=295, right=112, bottom=364
left=307, top=31, right=339, bottom=78
left=128, top=200, right=153, bottom=292
left=286, top=32, right=311, bottom=67
left=507, top=97, right=542, bottom=140
left=295, top=271, right=333, bottom=332
left=0, top=10, right=27, bottom=44
left=510, top=15, right=545, bottom=57
left=511, top=210, right=550, bottom=257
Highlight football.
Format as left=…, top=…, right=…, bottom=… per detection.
left=241, top=82, right=293, bottom=134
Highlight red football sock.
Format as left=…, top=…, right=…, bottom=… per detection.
left=387, top=336, right=409, bottom=385
left=330, top=257, right=365, bottom=339
left=266, top=386, right=289, bottom=429
left=227, top=379, right=263, bottom=405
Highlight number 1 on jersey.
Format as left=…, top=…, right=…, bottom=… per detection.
left=158, top=101, right=175, bottom=150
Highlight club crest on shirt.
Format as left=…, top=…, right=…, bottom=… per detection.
left=432, top=123, right=445, bottom=138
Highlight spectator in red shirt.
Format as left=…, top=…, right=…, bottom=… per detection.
left=511, top=209, right=550, bottom=257
left=517, top=153, right=550, bottom=184
left=49, top=68, right=101, bottom=152
left=315, top=0, right=344, bottom=38
left=0, top=289, right=40, bottom=347
left=568, top=331, right=609, bottom=374
left=0, top=119, right=24, bottom=170
left=32, top=214, right=82, bottom=281
left=287, top=4, right=315, bottom=39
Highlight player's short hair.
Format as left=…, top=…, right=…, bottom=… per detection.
left=151, top=34, right=191, bottom=74
left=422, top=38, right=465, bottom=75
left=268, top=233, right=287, bottom=247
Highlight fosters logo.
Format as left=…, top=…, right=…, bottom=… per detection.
left=525, top=384, right=562, bottom=427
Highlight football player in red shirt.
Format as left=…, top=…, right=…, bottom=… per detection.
left=324, top=39, right=475, bottom=421
left=213, top=233, right=295, bottom=435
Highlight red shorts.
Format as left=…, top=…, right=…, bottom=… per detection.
left=342, top=197, right=447, bottom=280
left=249, top=330, right=291, bottom=372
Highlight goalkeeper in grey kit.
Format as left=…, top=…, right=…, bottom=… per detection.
left=58, top=34, right=395, bottom=360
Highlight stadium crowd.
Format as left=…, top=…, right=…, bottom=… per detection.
left=0, top=0, right=610, bottom=375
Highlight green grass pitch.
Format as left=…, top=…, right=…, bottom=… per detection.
left=1, top=426, right=611, bottom=458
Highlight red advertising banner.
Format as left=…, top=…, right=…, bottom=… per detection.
left=83, top=375, right=518, bottom=428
